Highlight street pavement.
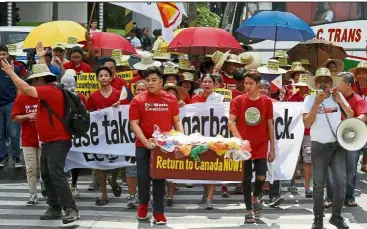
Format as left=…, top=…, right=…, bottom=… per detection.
left=0, top=172, right=366, bottom=229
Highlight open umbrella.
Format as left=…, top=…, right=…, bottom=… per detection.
left=236, top=11, right=316, bottom=54
left=160, top=28, right=186, bottom=53
left=22, top=21, right=86, bottom=48
left=167, top=27, right=243, bottom=55
left=88, top=32, right=137, bottom=55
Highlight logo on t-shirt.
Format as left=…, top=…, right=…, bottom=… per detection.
left=25, top=104, right=38, bottom=113
left=244, top=107, right=261, bottom=126
left=317, top=106, right=338, bottom=114
left=145, top=103, right=169, bottom=112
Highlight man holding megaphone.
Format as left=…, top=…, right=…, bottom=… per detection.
left=325, top=72, right=367, bottom=208
left=303, top=68, right=354, bottom=229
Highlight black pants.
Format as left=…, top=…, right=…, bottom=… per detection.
left=40, top=140, right=77, bottom=211
left=269, top=180, right=281, bottom=198
left=243, top=159, right=267, bottom=210
left=136, top=147, right=165, bottom=213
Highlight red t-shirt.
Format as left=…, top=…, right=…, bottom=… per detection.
left=353, top=82, right=367, bottom=100
left=35, top=85, right=72, bottom=143
left=129, top=75, right=143, bottom=93
left=63, top=61, right=93, bottom=74
left=344, top=93, right=367, bottom=119
left=230, top=94, right=273, bottom=159
left=11, top=94, right=40, bottom=147
left=129, top=90, right=179, bottom=147
left=231, top=89, right=245, bottom=99
left=77, top=92, right=89, bottom=110
left=13, top=61, right=28, bottom=78
left=191, top=93, right=208, bottom=103
left=183, top=91, right=192, bottom=104
left=88, top=88, right=128, bottom=111
left=221, top=72, right=237, bottom=90
left=286, top=92, right=305, bottom=102
left=111, top=76, right=128, bottom=91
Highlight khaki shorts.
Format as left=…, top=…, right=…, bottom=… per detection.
left=302, top=135, right=312, bottom=164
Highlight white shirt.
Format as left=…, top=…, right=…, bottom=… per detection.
left=303, top=92, right=349, bottom=144
left=323, top=10, right=333, bottom=22
left=130, top=37, right=142, bottom=48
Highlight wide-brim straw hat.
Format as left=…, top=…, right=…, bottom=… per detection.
left=216, top=51, right=243, bottom=70
left=306, top=67, right=341, bottom=90
left=133, top=53, right=162, bottom=70
left=257, top=59, right=287, bottom=75
left=64, top=36, right=84, bottom=48
left=291, top=73, right=312, bottom=87
left=163, top=83, right=187, bottom=101
left=238, top=52, right=262, bottom=70
left=7, top=44, right=24, bottom=56
left=285, top=62, right=311, bottom=79
left=26, top=64, right=57, bottom=80
left=153, top=51, right=171, bottom=61
left=348, top=61, right=367, bottom=76
left=179, top=72, right=200, bottom=89
left=177, top=58, right=196, bottom=72
left=322, top=59, right=344, bottom=73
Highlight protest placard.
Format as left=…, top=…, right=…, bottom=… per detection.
left=75, top=73, right=100, bottom=98
left=214, top=88, right=232, bottom=102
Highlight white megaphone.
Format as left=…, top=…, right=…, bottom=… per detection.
left=336, top=118, right=367, bottom=151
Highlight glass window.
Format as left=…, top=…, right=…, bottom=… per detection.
left=4, top=32, right=29, bottom=45
left=221, top=2, right=237, bottom=32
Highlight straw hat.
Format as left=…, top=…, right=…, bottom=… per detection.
left=291, top=74, right=312, bottom=87
left=216, top=51, right=243, bottom=70
left=65, top=36, right=84, bottom=48
left=111, top=49, right=130, bottom=67
left=274, top=50, right=291, bottom=68
left=51, top=42, right=66, bottom=51
left=257, top=59, right=287, bottom=75
left=322, top=59, right=344, bottom=73
left=299, top=59, right=311, bottom=66
left=306, top=67, right=341, bottom=90
left=153, top=51, right=171, bottom=61
left=163, top=83, right=187, bottom=101
left=133, top=53, right=162, bottom=70
left=7, top=44, right=23, bottom=56
left=179, top=72, right=200, bottom=89
left=348, top=61, right=367, bottom=75
left=285, top=62, right=310, bottom=79
left=26, top=64, right=57, bottom=80
left=177, top=58, right=196, bottom=72
left=211, top=50, right=226, bottom=65
left=163, top=65, right=179, bottom=75
left=238, top=52, right=262, bottom=70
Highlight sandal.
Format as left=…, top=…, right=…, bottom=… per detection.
left=324, top=200, right=333, bottom=209
left=108, top=177, right=122, bottom=197
left=253, top=202, right=263, bottom=216
left=244, top=213, right=256, bottom=224
left=361, top=165, right=367, bottom=173
left=95, top=197, right=109, bottom=206
left=345, top=201, right=358, bottom=207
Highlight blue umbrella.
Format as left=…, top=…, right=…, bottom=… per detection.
left=236, top=11, right=316, bottom=54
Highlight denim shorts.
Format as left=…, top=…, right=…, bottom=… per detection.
left=302, top=135, right=312, bottom=164
left=125, top=156, right=137, bottom=178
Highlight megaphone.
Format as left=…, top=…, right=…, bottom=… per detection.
left=336, top=118, right=367, bottom=151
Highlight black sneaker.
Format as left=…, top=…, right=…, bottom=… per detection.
left=165, top=198, right=174, bottom=207
left=14, top=159, right=23, bottom=168
left=0, top=158, right=8, bottom=168
left=329, top=215, right=349, bottom=229
left=311, top=215, right=324, bottom=229
left=40, top=206, right=62, bottom=220
left=41, top=182, right=47, bottom=197
left=62, top=208, right=80, bottom=224
left=268, top=196, right=284, bottom=207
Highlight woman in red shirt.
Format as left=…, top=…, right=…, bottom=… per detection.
left=178, top=72, right=200, bottom=98
left=162, top=66, right=191, bottom=106
left=88, top=67, right=128, bottom=206
left=63, top=46, right=93, bottom=74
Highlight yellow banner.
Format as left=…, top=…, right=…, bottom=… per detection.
left=214, top=88, right=232, bottom=102
left=76, top=73, right=100, bottom=98
left=116, top=71, right=133, bottom=84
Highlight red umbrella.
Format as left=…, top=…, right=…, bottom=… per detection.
left=87, top=32, right=137, bottom=55
left=167, top=27, right=243, bottom=55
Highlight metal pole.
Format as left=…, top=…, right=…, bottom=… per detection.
left=7, top=3, right=12, bottom=26
left=273, top=26, right=277, bottom=57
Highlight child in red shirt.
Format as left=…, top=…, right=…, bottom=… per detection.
left=12, top=92, right=40, bottom=206
left=129, top=66, right=183, bottom=225
left=229, top=71, right=275, bottom=224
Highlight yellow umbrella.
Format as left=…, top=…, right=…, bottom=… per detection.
left=160, top=28, right=186, bottom=53
left=22, top=21, right=87, bottom=48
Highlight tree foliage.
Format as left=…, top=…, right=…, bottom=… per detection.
left=196, top=4, right=220, bottom=28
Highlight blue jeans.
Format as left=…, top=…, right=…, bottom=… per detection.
left=0, top=102, right=21, bottom=160
left=326, top=150, right=361, bottom=202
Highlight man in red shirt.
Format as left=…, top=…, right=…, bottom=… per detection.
left=232, top=68, right=246, bottom=99
left=218, top=53, right=243, bottom=90
left=326, top=72, right=367, bottom=207
left=103, top=57, right=128, bottom=90
left=228, top=71, right=275, bottom=224
left=129, top=66, right=183, bottom=225
left=1, top=59, right=80, bottom=224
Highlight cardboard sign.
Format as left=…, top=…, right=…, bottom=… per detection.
left=116, top=71, right=133, bottom=84
left=150, top=148, right=244, bottom=181
left=76, top=73, right=100, bottom=98
left=214, top=88, right=232, bottom=102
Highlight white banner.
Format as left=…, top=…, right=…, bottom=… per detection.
left=66, top=103, right=304, bottom=180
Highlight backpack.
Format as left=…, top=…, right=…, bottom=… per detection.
left=40, top=84, right=90, bottom=137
